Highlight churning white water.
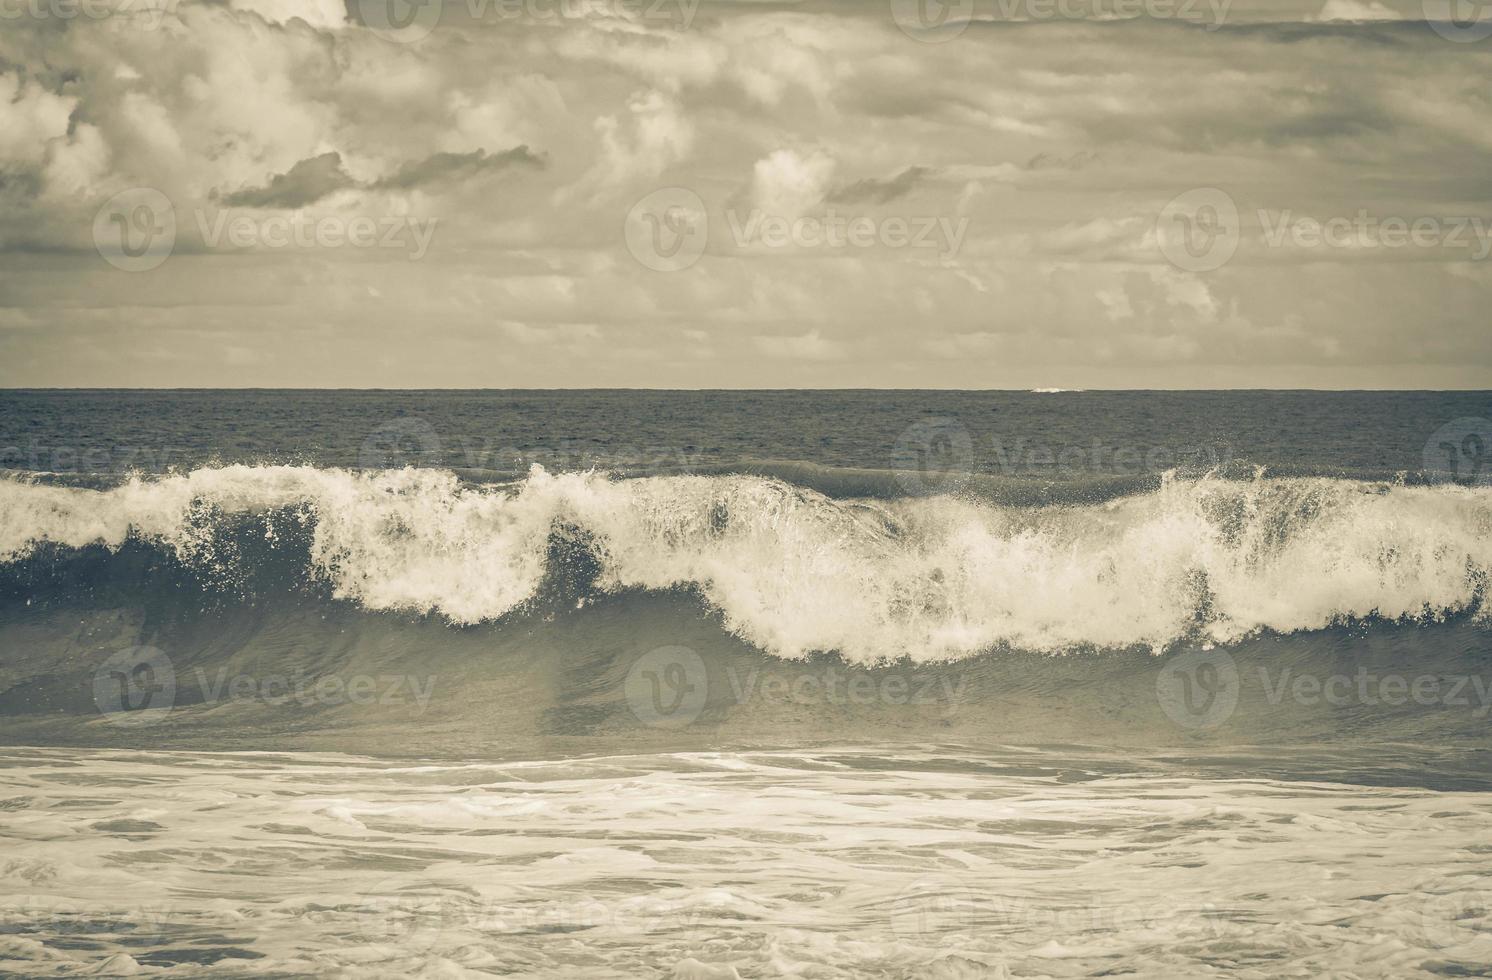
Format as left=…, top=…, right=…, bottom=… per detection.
left=2, top=746, right=1490, bottom=978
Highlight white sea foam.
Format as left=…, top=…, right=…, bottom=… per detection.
left=1, top=466, right=1488, bottom=662
left=2, top=746, right=1489, bottom=978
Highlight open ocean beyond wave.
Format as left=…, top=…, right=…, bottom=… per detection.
left=2, top=389, right=1491, bottom=978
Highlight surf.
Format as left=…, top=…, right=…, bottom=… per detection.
left=1, top=464, right=1488, bottom=662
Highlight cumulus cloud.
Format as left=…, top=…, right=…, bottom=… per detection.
left=229, top=0, right=347, bottom=30
left=0, top=73, right=74, bottom=167
left=1316, top=0, right=1399, bottom=21
left=750, top=149, right=836, bottom=219
left=0, top=1, right=1484, bottom=387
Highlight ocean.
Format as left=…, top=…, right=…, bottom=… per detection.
left=1, top=389, right=1491, bottom=977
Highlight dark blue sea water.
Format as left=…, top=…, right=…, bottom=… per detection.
left=2, top=388, right=1487, bottom=483
left=1, top=390, right=1490, bottom=976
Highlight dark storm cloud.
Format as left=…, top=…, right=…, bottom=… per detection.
left=827, top=166, right=932, bottom=205
left=370, top=146, right=545, bottom=191
left=217, top=146, right=544, bottom=208
left=1026, top=152, right=1098, bottom=171
left=220, top=152, right=354, bottom=208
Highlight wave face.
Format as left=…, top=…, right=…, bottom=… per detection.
left=2, top=465, right=1490, bottom=662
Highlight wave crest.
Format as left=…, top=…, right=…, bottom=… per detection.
left=1, top=465, right=1488, bottom=662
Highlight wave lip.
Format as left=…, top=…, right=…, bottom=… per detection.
left=1, top=464, right=1489, bottom=663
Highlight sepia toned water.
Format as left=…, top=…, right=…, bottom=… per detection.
left=4, top=746, right=1492, bottom=978
left=1, top=390, right=1490, bottom=976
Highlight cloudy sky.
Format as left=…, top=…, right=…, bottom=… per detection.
left=1, top=0, right=1488, bottom=387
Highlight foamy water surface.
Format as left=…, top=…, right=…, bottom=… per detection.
left=2, top=747, right=1491, bottom=978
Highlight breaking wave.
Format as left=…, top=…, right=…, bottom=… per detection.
left=1, top=465, right=1488, bottom=663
